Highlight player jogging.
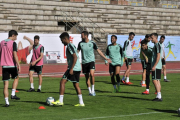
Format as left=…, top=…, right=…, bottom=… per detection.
left=159, top=35, right=170, bottom=82
left=0, top=30, right=21, bottom=107
left=121, top=32, right=135, bottom=85
left=105, top=35, right=124, bottom=93
left=151, top=33, right=162, bottom=101
left=77, top=31, right=110, bottom=96
left=52, top=32, right=85, bottom=107
left=27, top=35, right=44, bottom=92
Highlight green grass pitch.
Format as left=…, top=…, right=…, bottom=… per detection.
left=0, top=73, right=179, bottom=120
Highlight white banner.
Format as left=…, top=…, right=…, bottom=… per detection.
left=0, top=33, right=91, bottom=64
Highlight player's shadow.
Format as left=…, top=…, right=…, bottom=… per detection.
left=148, top=108, right=177, bottom=114
left=108, top=95, right=152, bottom=101
left=95, top=80, right=112, bottom=84
left=95, top=89, right=112, bottom=93
left=17, top=100, right=72, bottom=106
left=120, top=91, right=139, bottom=94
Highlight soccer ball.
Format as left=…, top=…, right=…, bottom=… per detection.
left=46, top=97, right=55, bottom=106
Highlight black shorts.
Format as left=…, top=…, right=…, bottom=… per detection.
left=162, top=58, right=166, bottom=66
left=141, top=60, right=147, bottom=69
left=2, top=67, right=18, bottom=81
left=29, top=65, right=43, bottom=75
left=152, top=69, right=161, bottom=80
left=62, top=69, right=81, bottom=83
left=125, top=58, right=133, bottom=67
left=82, top=62, right=95, bottom=74
left=109, top=64, right=121, bottom=74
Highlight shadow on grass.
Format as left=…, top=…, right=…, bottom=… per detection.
left=148, top=108, right=177, bottom=114
left=108, top=95, right=152, bottom=101
left=15, top=100, right=72, bottom=106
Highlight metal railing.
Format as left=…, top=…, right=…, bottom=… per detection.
left=54, top=8, right=108, bottom=42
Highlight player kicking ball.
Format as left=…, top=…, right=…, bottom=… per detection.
left=105, top=35, right=123, bottom=93
left=52, top=32, right=85, bottom=107
left=0, top=30, right=21, bottom=107
left=27, top=35, right=44, bottom=92
left=151, top=33, right=162, bottom=101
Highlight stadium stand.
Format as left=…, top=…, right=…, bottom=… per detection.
left=0, top=0, right=180, bottom=59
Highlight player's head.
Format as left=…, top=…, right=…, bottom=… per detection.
left=34, top=35, right=40, bottom=46
left=8, top=30, right=18, bottom=40
left=141, top=40, right=148, bottom=50
left=145, top=34, right=151, bottom=42
left=150, top=33, right=158, bottom=43
left=129, top=32, right=135, bottom=41
left=111, top=35, right=117, bottom=44
left=59, top=32, right=69, bottom=46
left=160, top=35, right=165, bottom=43
left=81, top=31, right=89, bottom=41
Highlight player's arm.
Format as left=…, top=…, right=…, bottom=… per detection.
left=70, top=53, right=77, bottom=74
left=163, top=50, right=165, bottom=60
left=13, top=42, right=21, bottom=73
left=105, top=46, right=109, bottom=66
left=68, top=45, right=77, bottom=75
left=31, top=47, right=44, bottom=66
left=23, top=36, right=34, bottom=51
left=152, top=45, right=161, bottom=71
left=93, top=42, right=110, bottom=63
left=77, top=42, right=81, bottom=53
left=123, top=41, right=128, bottom=60
left=141, top=51, right=148, bottom=63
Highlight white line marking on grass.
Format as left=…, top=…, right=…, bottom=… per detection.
left=72, top=112, right=162, bottom=120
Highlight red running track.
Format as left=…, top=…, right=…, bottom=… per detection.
left=0, top=62, right=179, bottom=77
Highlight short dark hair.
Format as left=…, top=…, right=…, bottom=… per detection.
left=59, top=32, right=69, bottom=39
left=141, top=40, right=147, bottom=45
left=111, top=35, right=117, bottom=39
left=34, top=35, right=40, bottom=40
left=160, top=35, right=165, bottom=39
left=150, top=33, right=158, bottom=38
left=145, top=34, right=150, bottom=38
left=129, top=32, right=135, bottom=36
left=8, top=30, right=18, bottom=37
left=81, top=31, right=89, bottom=37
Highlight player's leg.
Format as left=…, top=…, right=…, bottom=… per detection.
left=109, top=64, right=116, bottom=93
left=162, top=59, right=170, bottom=82
left=121, top=59, right=128, bottom=83
left=152, top=69, right=162, bottom=101
left=10, top=67, right=20, bottom=100
left=142, top=63, right=150, bottom=95
left=141, top=61, right=146, bottom=87
left=37, top=66, right=43, bottom=92
left=115, top=66, right=121, bottom=92
left=83, top=63, right=91, bottom=94
left=125, top=65, right=132, bottom=85
left=2, top=68, right=10, bottom=106
left=85, top=73, right=91, bottom=94
left=28, top=65, right=35, bottom=92
left=3, top=81, right=9, bottom=106
left=73, top=71, right=84, bottom=106
left=73, top=83, right=84, bottom=106
left=90, top=69, right=95, bottom=95
left=52, top=70, right=69, bottom=106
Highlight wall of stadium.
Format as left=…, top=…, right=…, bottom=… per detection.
left=107, top=35, right=179, bottom=61
left=0, top=33, right=91, bottom=64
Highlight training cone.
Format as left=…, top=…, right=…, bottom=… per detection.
left=39, top=106, right=46, bottom=109
left=15, top=90, right=19, bottom=93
